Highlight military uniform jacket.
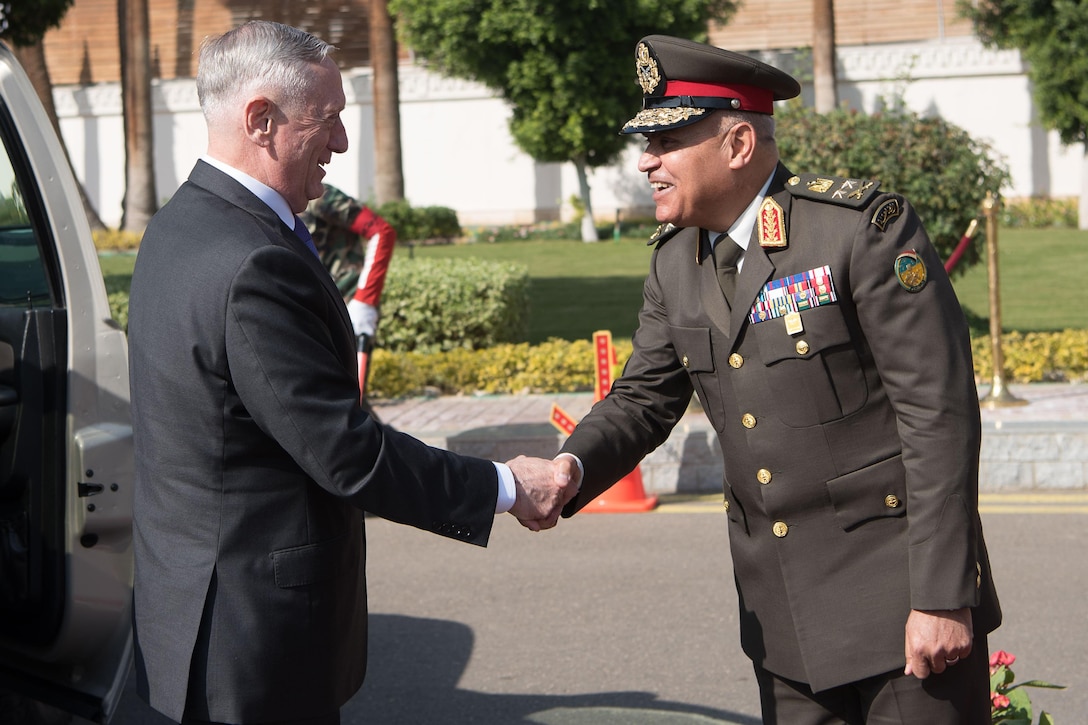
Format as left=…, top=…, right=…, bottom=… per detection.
left=561, top=164, right=1000, bottom=692
left=128, top=161, right=498, bottom=723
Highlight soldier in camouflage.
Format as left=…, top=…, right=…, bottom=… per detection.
left=301, top=183, right=397, bottom=340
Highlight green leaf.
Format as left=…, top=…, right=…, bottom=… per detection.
left=1007, top=679, right=1066, bottom=691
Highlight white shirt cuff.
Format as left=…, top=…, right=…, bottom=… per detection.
left=493, top=462, right=516, bottom=514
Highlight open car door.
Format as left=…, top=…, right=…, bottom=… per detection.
left=0, top=42, right=133, bottom=723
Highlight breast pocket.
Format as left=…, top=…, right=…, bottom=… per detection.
left=752, top=304, right=867, bottom=427
left=670, top=325, right=721, bottom=424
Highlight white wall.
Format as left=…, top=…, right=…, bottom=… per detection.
left=51, top=36, right=1084, bottom=230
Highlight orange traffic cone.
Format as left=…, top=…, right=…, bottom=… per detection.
left=582, top=465, right=658, bottom=513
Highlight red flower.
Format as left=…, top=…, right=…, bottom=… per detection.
left=991, top=692, right=1011, bottom=710
left=990, top=650, right=1016, bottom=668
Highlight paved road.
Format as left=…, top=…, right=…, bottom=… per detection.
left=102, top=492, right=1087, bottom=724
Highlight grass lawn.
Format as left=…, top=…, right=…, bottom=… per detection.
left=949, top=227, right=1088, bottom=333
left=98, top=227, right=1088, bottom=343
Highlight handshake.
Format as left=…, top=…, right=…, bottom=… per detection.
left=505, top=455, right=584, bottom=532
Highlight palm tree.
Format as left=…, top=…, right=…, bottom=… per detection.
left=369, top=0, right=404, bottom=204
left=813, top=0, right=837, bottom=113
left=118, top=0, right=158, bottom=231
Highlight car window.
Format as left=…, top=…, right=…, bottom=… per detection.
left=0, top=112, right=51, bottom=308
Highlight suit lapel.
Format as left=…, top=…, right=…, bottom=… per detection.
left=187, top=161, right=356, bottom=343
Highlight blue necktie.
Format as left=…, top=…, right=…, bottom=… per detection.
left=293, top=216, right=320, bottom=259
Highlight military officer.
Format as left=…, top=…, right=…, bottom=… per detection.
left=553, top=35, right=1000, bottom=724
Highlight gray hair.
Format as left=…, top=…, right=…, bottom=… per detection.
left=197, top=20, right=335, bottom=124
left=720, top=110, right=777, bottom=145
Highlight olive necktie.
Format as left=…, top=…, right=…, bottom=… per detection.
left=712, top=233, right=743, bottom=308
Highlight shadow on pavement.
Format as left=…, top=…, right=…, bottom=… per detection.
left=348, top=614, right=759, bottom=725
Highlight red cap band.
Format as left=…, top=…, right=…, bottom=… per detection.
left=664, top=80, right=774, bottom=114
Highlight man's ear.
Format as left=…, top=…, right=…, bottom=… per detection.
left=244, top=97, right=275, bottom=146
left=726, top=121, right=758, bottom=170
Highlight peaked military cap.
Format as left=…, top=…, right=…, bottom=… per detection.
left=622, top=35, right=801, bottom=134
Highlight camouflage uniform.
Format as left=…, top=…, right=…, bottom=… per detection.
left=301, top=183, right=396, bottom=305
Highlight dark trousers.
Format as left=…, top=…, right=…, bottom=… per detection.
left=754, top=636, right=991, bottom=725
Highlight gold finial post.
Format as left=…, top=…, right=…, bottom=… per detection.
left=979, top=191, right=1027, bottom=408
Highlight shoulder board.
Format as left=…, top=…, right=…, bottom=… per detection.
left=647, top=223, right=684, bottom=247
left=785, top=174, right=881, bottom=209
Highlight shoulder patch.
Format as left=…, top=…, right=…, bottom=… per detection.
left=785, top=173, right=881, bottom=209
left=648, top=222, right=684, bottom=247
left=871, top=198, right=902, bottom=231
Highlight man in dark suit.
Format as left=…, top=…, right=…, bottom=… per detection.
left=553, top=35, right=1000, bottom=723
left=127, top=21, right=574, bottom=725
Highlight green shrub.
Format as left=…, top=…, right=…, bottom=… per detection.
left=375, top=200, right=461, bottom=242
left=368, top=337, right=636, bottom=398
left=972, top=329, right=1088, bottom=383
left=378, top=257, right=530, bottom=352
left=776, top=102, right=1011, bottom=277
left=1000, top=197, right=1079, bottom=228
left=366, top=329, right=1088, bottom=398
left=93, top=229, right=142, bottom=252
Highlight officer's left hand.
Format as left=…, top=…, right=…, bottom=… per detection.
left=903, top=607, right=973, bottom=679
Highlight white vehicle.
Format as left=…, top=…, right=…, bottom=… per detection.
left=0, top=41, right=133, bottom=723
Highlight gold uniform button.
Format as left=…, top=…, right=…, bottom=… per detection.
left=742, top=413, right=757, bottom=429
left=681, top=354, right=690, bottom=368
left=757, top=468, right=772, bottom=485
left=723, top=499, right=731, bottom=512
left=884, top=494, right=900, bottom=508
left=795, top=340, right=810, bottom=356
left=728, top=353, right=744, bottom=369
left=772, top=521, right=789, bottom=538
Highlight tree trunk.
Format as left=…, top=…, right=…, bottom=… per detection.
left=119, top=0, right=158, bottom=231
left=1080, top=149, right=1088, bottom=231
left=813, top=0, right=838, bottom=113
left=370, top=0, right=404, bottom=205
left=574, top=156, right=598, bottom=243
left=11, top=41, right=107, bottom=231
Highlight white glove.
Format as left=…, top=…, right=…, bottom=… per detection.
left=346, top=300, right=379, bottom=338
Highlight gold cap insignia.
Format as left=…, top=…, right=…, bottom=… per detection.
left=623, top=106, right=705, bottom=132
left=635, top=42, right=661, bottom=95
left=893, top=250, right=927, bottom=292
left=758, top=197, right=787, bottom=248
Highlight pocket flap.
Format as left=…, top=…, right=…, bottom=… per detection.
left=670, top=325, right=714, bottom=373
left=826, top=454, right=907, bottom=530
left=271, top=533, right=346, bottom=588
left=753, top=304, right=851, bottom=364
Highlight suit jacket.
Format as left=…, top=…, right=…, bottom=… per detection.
left=128, top=161, right=498, bottom=723
left=561, top=164, right=1000, bottom=692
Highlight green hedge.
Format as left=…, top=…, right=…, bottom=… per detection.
left=368, top=338, right=634, bottom=398
left=377, top=257, right=530, bottom=352
left=367, top=330, right=1088, bottom=399
left=375, top=200, right=462, bottom=242
left=776, top=102, right=1010, bottom=278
